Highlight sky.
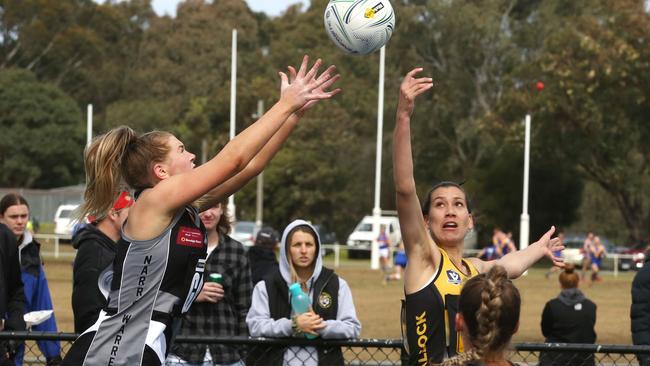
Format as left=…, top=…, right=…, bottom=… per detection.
left=150, top=0, right=311, bottom=17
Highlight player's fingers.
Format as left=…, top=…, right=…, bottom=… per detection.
left=279, top=72, right=289, bottom=87
left=297, top=55, right=310, bottom=78
left=305, top=58, right=323, bottom=81
left=318, top=65, right=337, bottom=81
left=288, top=66, right=297, bottom=83
left=405, top=67, right=424, bottom=79
left=545, top=226, right=556, bottom=238
left=316, top=74, right=341, bottom=91
left=412, top=83, right=434, bottom=96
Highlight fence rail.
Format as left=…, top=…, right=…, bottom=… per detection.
left=2, top=332, right=650, bottom=365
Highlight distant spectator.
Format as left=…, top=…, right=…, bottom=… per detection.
left=0, top=194, right=61, bottom=366
left=491, top=228, right=506, bottom=259
left=71, top=191, right=133, bottom=333
left=631, top=249, right=650, bottom=366
left=540, top=263, right=596, bottom=366
left=477, top=244, right=501, bottom=261
left=0, top=222, right=25, bottom=365
left=378, top=225, right=392, bottom=284
left=589, top=236, right=607, bottom=282
left=502, top=231, right=518, bottom=254
left=246, top=220, right=361, bottom=366
left=388, top=240, right=407, bottom=281
left=581, top=232, right=595, bottom=281
left=437, top=265, right=521, bottom=366
left=168, top=200, right=252, bottom=366
left=248, top=226, right=280, bottom=285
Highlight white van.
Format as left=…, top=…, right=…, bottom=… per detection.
left=54, top=204, right=80, bottom=237
left=346, top=216, right=401, bottom=259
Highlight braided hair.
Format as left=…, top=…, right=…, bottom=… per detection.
left=433, top=265, right=520, bottom=366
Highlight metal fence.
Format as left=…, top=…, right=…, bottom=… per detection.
left=0, top=186, right=83, bottom=224
left=2, top=332, right=650, bottom=365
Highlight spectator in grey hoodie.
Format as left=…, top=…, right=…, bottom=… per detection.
left=246, top=219, right=361, bottom=366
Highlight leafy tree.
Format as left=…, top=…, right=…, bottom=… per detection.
left=392, top=0, right=523, bottom=179
left=529, top=0, right=650, bottom=245
left=234, top=0, right=391, bottom=238
left=567, top=181, right=628, bottom=245
left=0, top=0, right=156, bottom=111
left=0, top=68, right=84, bottom=187
left=8, top=0, right=643, bottom=245
left=108, top=0, right=266, bottom=154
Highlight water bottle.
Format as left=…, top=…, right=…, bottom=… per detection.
left=289, top=283, right=317, bottom=339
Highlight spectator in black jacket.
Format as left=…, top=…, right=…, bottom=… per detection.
left=540, top=263, right=597, bottom=366
left=248, top=227, right=280, bottom=285
left=632, top=249, right=650, bottom=366
left=0, top=222, right=25, bottom=365
left=72, top=191, right=133, bottom=333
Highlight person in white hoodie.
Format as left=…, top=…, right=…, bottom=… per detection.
left=246, top=219, right=361, bottom=366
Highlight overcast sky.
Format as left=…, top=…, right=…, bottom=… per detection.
left=150, top=0, right=310, bottom=17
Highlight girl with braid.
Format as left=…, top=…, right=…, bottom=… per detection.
left=393, top=68, right=565, bottom=365
left=61, top=55, right=341, bottom=366
left=433, top=265, right=522, bottom=366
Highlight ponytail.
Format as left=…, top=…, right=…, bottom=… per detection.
left=80, top=126, right=136, bottom=220
left=80, top=127, right=173, bottom=221
left=436, top=265, right=520, bottom=366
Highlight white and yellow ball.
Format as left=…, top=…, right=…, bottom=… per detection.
left=324, top=0, right=396, bottom=55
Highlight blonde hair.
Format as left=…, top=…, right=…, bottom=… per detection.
left=80, top=126, right=173, bottom=220
left=434, top=265, right=520, bottom=366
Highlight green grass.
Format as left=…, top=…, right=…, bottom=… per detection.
left=43, top=250, right=636, bottom=344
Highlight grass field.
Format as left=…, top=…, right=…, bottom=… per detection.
left=40, top=240, right=635, bottom=344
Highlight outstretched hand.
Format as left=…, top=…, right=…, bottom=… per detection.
left=536, top=226, right=566, bottom=268
left=280, top=55, right=342, bottom=112
left=397, top=68, right=433, bottom=117
left=289, top=64, right=340, bottom=115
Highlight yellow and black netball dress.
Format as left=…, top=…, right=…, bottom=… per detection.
left=403, top=248, right=478, bottom=365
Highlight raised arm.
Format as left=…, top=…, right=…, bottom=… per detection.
left=195, top=65, right=341, bottom=211
left=470, top=226, right=565, bottom=278
left=392, top=68, right=436, bottom=293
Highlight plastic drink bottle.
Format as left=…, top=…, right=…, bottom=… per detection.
left=289, top=283, right=317, bottom=339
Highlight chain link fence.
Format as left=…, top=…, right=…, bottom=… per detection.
left=2, top=332, right=650, bottom=365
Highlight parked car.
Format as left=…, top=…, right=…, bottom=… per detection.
left=346, top=216, right=401, bottom=259
left=53, top=204, right=80, bottom=237
left=314, top=225, right=337, bottom=244
left=561, top=233, right=616, bottom=268
left=313, top=224, right=339, bottom=256
left=614, top=246, right=647, bottom=271
left=232, top=221, right=259, bottom=247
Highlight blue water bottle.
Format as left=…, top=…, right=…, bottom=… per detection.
left=289, top=283, right=317, bottom=339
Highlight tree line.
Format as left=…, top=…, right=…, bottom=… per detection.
left=1, top=0, right=648, bottom=246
